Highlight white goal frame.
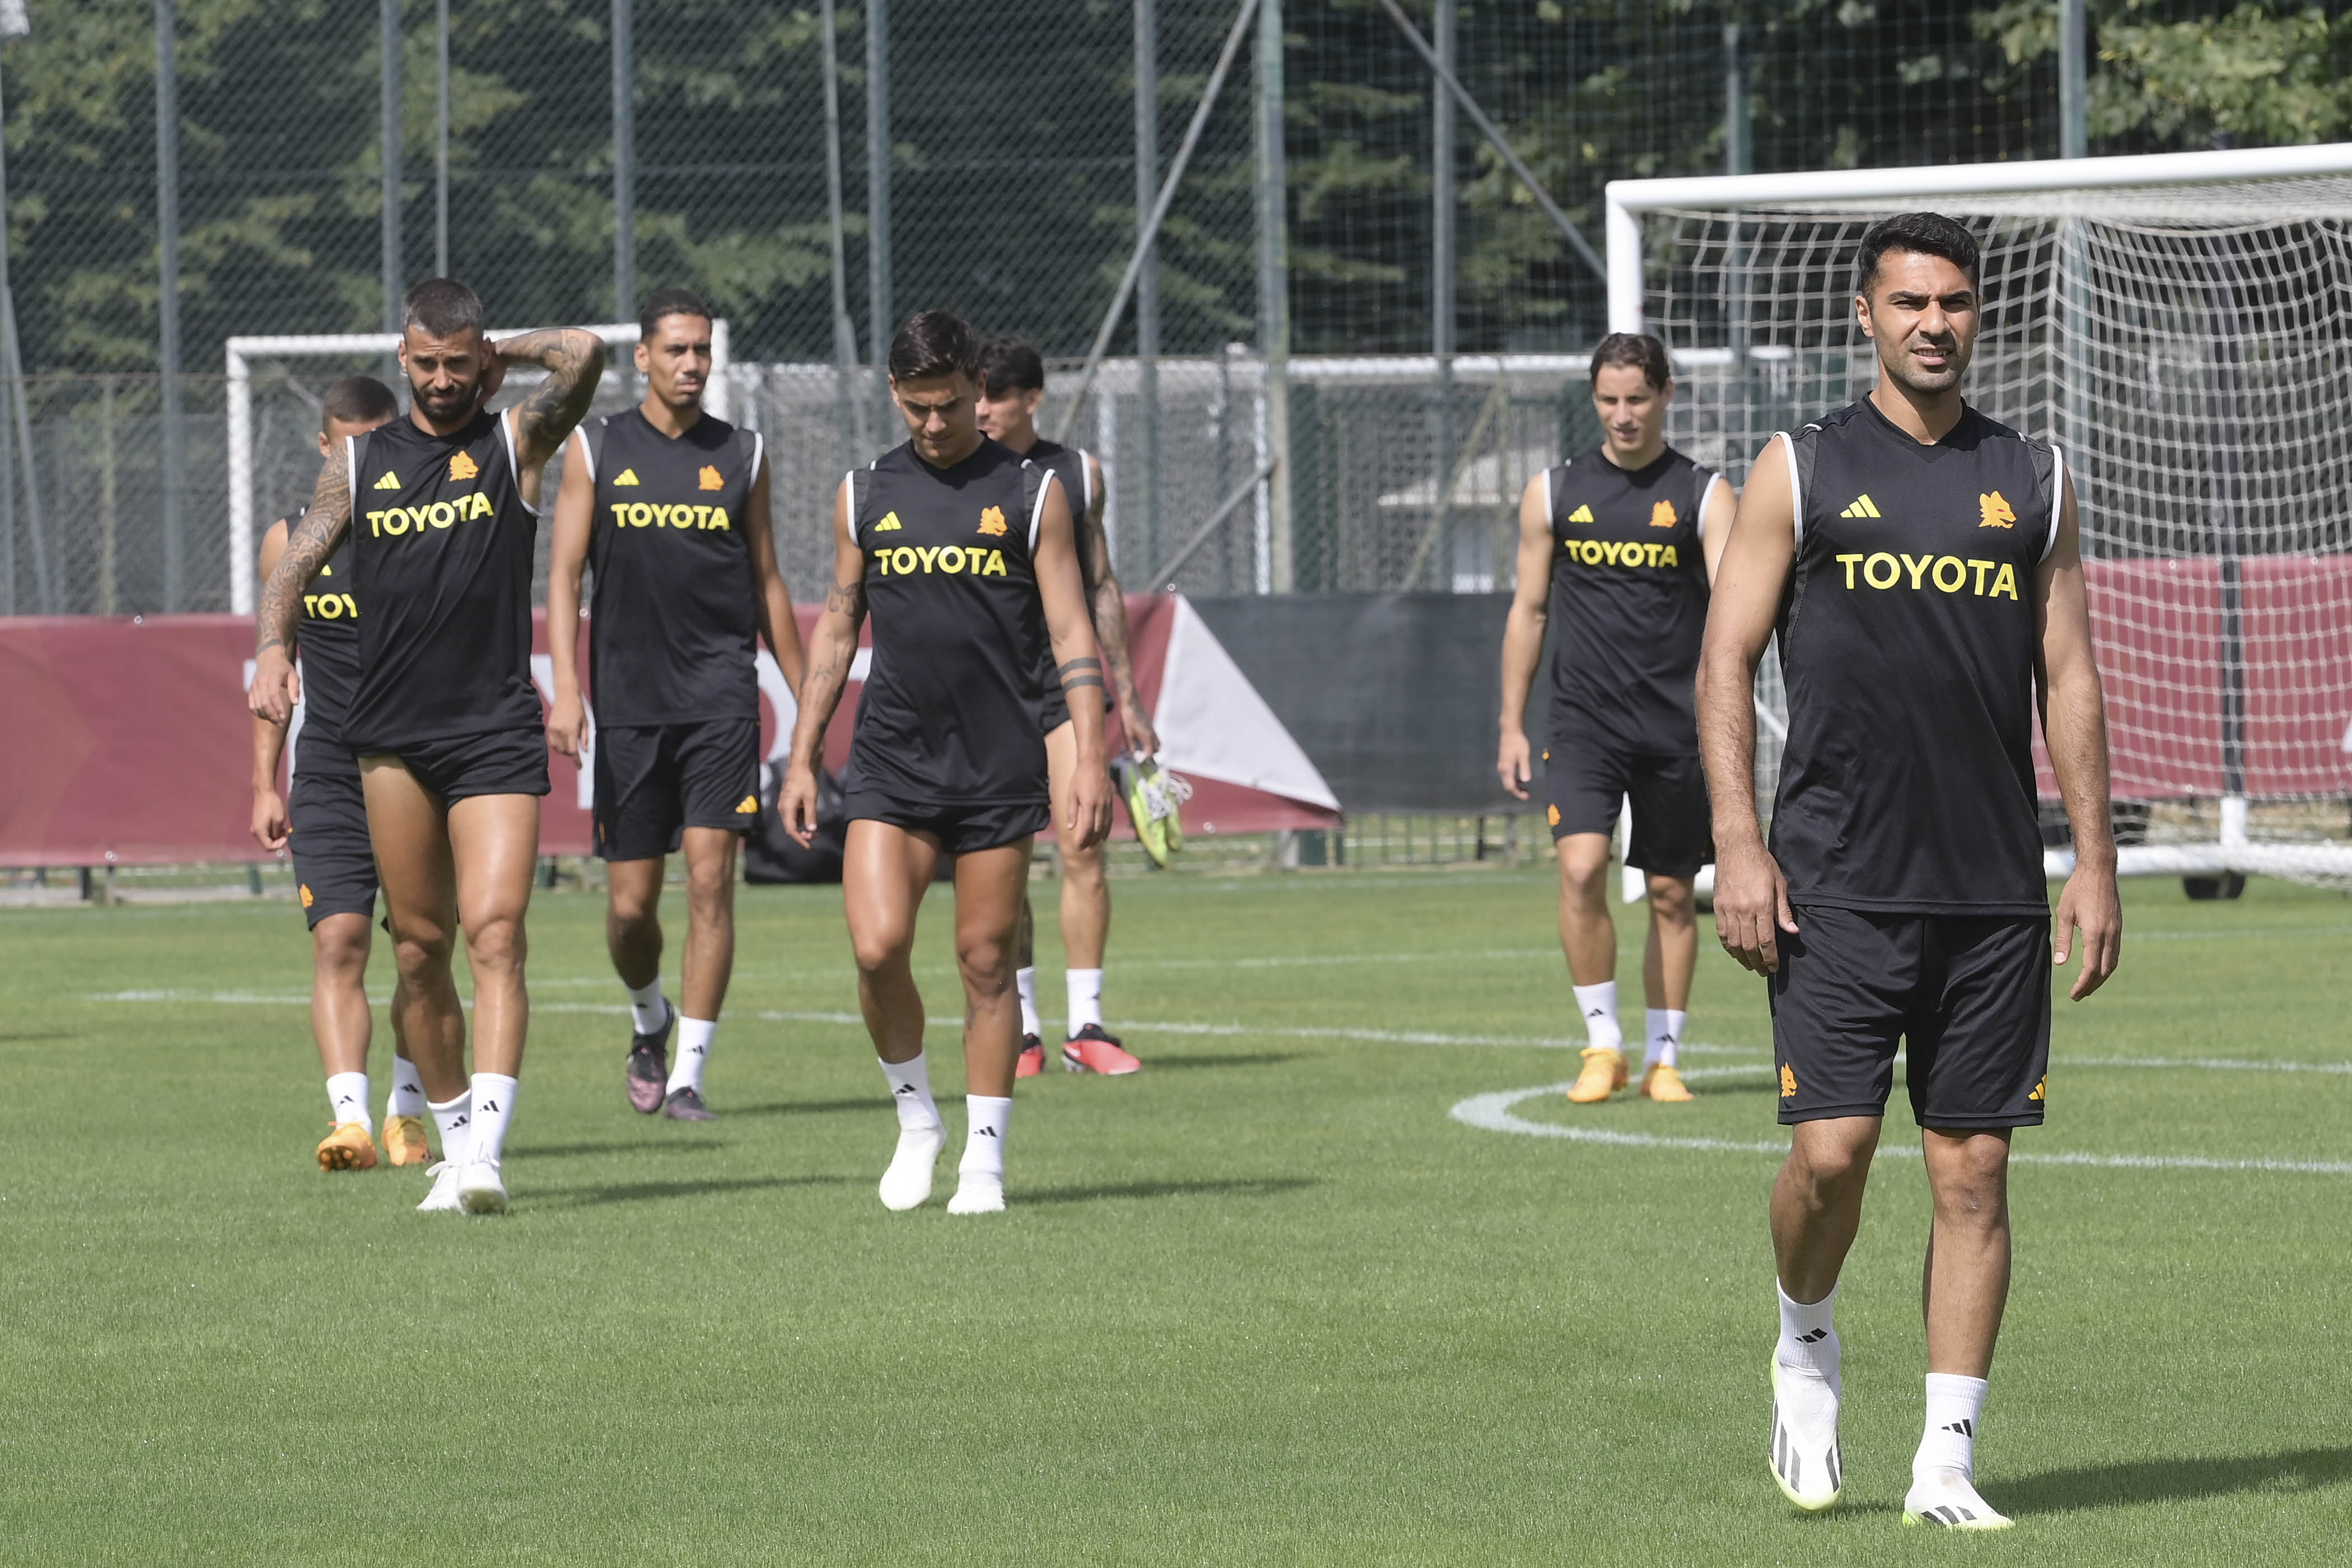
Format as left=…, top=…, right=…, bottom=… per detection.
left=224, top=318, right=731, bottom=614
left=1603, top=144, right=2352, bottom=886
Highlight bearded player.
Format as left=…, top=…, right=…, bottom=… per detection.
left=250, top=278, right=607, bottom=1216
left=248, top=376, right=430, bottom=1170
left=973, top=335, right=1154, bottom=1077
left=1499, top=333, right=1734, bottom=1104
left=547, top=286, right=805, bottom=1122
left=1698, top=213, right=2118, bottom=1529
left=782, top=310, right=1111, bottom=1216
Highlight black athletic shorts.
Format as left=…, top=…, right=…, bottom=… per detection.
left=367, top=726, right=550, bottom=804
left=841, top=792, right=1051, bottom=857
left=1541, top=738, right=1712, bottom=876
left=1770, top=903, right=2051, bottom=1130
left=593, top=716, right=762, bottom=862
left=287, top=771, right=379, bottom=930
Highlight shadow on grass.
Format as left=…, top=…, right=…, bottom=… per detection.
left=2001, top=1445, right=2352, bottom=1516
left=546, top=1174, right=860, bottom=1208
left=723, top=1098, right=886, bottom=1119
left=1143, top=1052, right=1303, bottom=1071
left=509, top=1139, right=727, bottom=1159
left=1019, top=1176, right=1315, bottom=1206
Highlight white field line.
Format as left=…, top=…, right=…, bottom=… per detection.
left=1451, top=1083, right=2352, bottom=1176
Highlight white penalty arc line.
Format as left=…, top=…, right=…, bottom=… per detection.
left=1451, top=1082, right=2352, bottom=1176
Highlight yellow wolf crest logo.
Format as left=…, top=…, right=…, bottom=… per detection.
left=1649, top=499, right=1677, bottom=528
left=447, top=450, right=479, bottom=482
left=1780, top=1064, right=1798, bottom=1098
left=977, top=505, right=1008, bottom=537
left=699, top=465, right=725, bottom=491
left=1978, top=491, right=2017, bottom=529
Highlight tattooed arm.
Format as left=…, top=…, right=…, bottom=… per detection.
left=1077, top=451, right=1157, bottom=758
left=780, top=476, right=869, bottom=846
left=494, top=328, right=609, bottom=505
left=249, top=444, right=353, bottom=723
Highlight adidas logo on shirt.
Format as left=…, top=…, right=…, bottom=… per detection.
left=1565, top=503, right=1595, bottom=524
left=874, top=511, right=902, bottom=531
left=1840, top=494, right=1882, bottom=519
left=734, top=795, right=758, bottom=814
left=372, top=471, right=401, bottom=490
left=613, top=468, right=641, bottom=486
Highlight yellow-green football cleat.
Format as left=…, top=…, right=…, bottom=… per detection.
left=381, top=1114, right=432, bottom=1167
left=316, top=1120, right=380, bottom=1172
left=1118, top=757, right=1190, bottom=868
left=1566, top=1047, right=1627, bottom=1104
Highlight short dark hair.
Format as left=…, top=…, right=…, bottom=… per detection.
left=1855, top=212, right=1980, bottom=295
left=1589, top=332, right=1672, bottom=391
left=638, top=285, right=711, bottom=341
left=888, top=310, right=980, bottom=381
left=320, top=375, right=398, bottom=433
left=977, top=335, right=1046, bottom=398
left=402, top=277, right=484, bottom=338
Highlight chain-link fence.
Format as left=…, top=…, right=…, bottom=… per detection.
left=1, top=1, right=2328, bottom=613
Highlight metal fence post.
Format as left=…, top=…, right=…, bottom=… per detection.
left=1133, top=0, right=1158, bottom=576
left=865, top=0, right=893, bottom=370
left=2059, top=0, right=2087, bottom=160
left=435, top=0, right=449, bottom=277
left=381, top=0, right=402, bottom=331
left=1429, top=0, right=1455, bottom=591
left=820, top=0, right=866, bottom=464
left=612, top=0, right=634, bottom=321
left=1254, top=0, right=1290, bottom=592
left=156, top=0, right=183, bottom=611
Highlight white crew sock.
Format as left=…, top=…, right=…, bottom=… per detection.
left=326, top=1071, right=372, bottom=1131
left=626, top=979, right=669, bottom=1036
left=1915, top=1374, right=1989, bottom=1480
left=1066, top=968, right=1105, bottom=1033
left=386, top=1058, right=427, bottom=1120
left=1645, top=1007, right=1686, bottom=1069
left=1776, top=1281, right=1840, bottom=1381
left=1572, top=981, right=1622, bottom=1055
left=468, top=1074, right=519, bottom=1166
left=1015, top=967, right=1042, bottom=1038
left=668, top=1018, right=716, bottom=1095
left=882, top=1053, right=942, bottom=1131
left=428, top=1090, right=472, bottom=1166
left=961, top=1095, right=1012, bottom=1178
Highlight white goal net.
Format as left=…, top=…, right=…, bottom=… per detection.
left=1608, top=147, right=2352, bottom=889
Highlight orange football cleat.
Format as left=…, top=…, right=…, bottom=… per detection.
left=381, top=1114, right=432, bottom=1166
left=1566, top=1047, right=1627, bottom=1104
left=316, top=1120, right=380, bottom=1172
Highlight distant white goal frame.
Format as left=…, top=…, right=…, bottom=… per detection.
left=225, top=319, right=732, bottom=614
left=1603, top=142, right=2352, bottom=887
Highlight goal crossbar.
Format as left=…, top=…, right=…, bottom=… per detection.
left=224, top=319, right=731, bottom=614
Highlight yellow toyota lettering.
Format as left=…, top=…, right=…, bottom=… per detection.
left=891, top=547, right=917, bottom=575
left=429, top=501, right=455, bottom=528
left=708, top=506, right=730, bottom=531
left=1644, top=543, right=1663, bottom=567
left=693, top=505, right=712, bottom=529
left=1901, top=552, right=1933, bottom=590
left=984, top=549, right=1007, bottom=576
left=1972, top=558, right=1996, bottom=595
left=1863, top=552, right=1899, bottom=590
left=1661, top=545, right=1679, bottom=568
left=1931, top=556, right=1967, bottom=592
left=939, top=545, right=966, bottom=573
left=1992, top=563, right=2019, bottom=600
left=1837, top=552, right=1864, bottom=589
left=916, top=545, right=940, bottom=572
left=610, top=503, right=628, bottom=528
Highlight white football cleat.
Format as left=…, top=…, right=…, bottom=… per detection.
left=1770, top=1359, right=1844, bottom=1511
left=1903, top=1468, right=2013, bottom=1530
left=945, top=1170, right=1005, bottom=1216
left=879, top=1124, right=945, bottom=1211
left=416, top=1160, right=464, bottom=1214
left=457, top=1159, right=508, bottom=1215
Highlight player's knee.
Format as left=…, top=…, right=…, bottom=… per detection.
left=1558, top=852, right=1611, bottom=906
left=1062, top=840, right=1107, bottom=894
left=956, top=931, right=1015, bottom=995
left=685, top=858, right=734, bottom=915
left=850, top=925, right=913, bottom=978
left=1648, top=874, right=1696, bottom=923
left=464, top=913, right=527, bottom=976
left=1788, top=1133, right=1874, bottom=1199
left=392, top=926, right=454, bottom=983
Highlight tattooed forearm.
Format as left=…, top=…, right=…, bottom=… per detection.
left=824, top=577, right=867, bottom=620
left=498, top=328, right=608, bottom=458
left=1058, top=655, right=1105, bottom=694
left=257, top=447, right=351, bottom=654
left=1091, top=575, right=1143, bottom=708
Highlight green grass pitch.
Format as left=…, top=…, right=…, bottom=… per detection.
left=2, top=866, right=2348, bottom=1564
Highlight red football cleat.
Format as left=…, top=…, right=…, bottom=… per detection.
left=1014, top=1034, right=1046, bottom=1079
left=1062, top=1023, right=1141, bottom=1076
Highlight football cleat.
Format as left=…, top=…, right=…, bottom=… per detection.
left=1117, top=757, right=1191, bottom=868
left=1062, top=1023, right=1141, bottom=1076
left=1902, top=1470, right=2012, bottom=1531
left=946, top=1170, right=1006, bottom=1215
left=416, top=1161, right=465, bottom=1213
left=662, top=1085, right=716, bottom=1122
left=1567, top=1047, right=1627, bottom=1104
left=316, top=1121, right=379, bottom=1173
left=1770, top=1359, right=1844, bottom=1513
left=1640, top=1062, right=1696, bottom=1102
left=457, top=1160, right=508, bottom=1215
left=1014, top=1034, right=1046, bottom=1079
left=380, top=1114, right=431, bottom=1167
left=626, top=1005, right=674, bottom=1114
left=879, top=1124, right=946, bottom=1211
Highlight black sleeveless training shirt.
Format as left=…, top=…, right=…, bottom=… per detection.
left=1543, top=446, right=1719, bottom=754
left=843, top=437, right=1054, bottom=806
left=286, top=507, right=361, bottom=779
left=1771, top=398, right=2062, bottom=915
left=1025, top=440, right=1102, bottom=614
left=578, top=408, right=764, bottom=726
left=342, top=408, right=543, bottom=752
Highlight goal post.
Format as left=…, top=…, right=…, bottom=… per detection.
left=1604, top=144, right=2352, bottom=889
left=224, top=319, right=731, bottom=614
